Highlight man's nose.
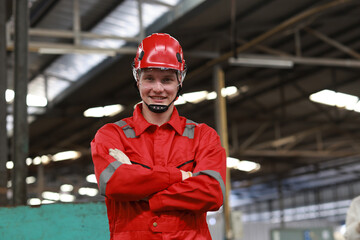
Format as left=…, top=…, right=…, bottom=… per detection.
left=152, top=80, right=164, bottom=91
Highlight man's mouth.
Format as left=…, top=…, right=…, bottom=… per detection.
left=150, top=96, right=167, bottom=102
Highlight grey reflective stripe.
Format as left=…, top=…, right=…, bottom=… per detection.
left=193, top=170, right=226, bottom=204
left=114, top=120, right=137, bottom=138
left=182, top=119, right=197, bottom=139
left=99, top=161, right=122, bottom=196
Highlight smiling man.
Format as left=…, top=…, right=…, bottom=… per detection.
left=91, top=33, right=226, bottom=240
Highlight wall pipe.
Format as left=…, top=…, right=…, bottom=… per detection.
left=0, top=0, right=8, bottom=206
left=12, top=0, right=29, bottom=206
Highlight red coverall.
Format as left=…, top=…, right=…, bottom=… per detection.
left=91, top=103, right=226, bottom=239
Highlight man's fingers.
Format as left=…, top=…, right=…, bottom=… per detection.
left=109, top=148, right=131, bottom=164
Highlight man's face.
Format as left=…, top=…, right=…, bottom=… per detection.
left=138, top=68, right=180, bottom=107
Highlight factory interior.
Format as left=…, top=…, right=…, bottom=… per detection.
left=1, top=0, right=360, bottom=239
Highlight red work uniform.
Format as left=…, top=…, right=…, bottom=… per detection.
left=91, top=103, right=226, bottom=239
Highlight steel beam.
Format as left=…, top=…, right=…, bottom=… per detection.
left=0, top=0, right=8, bottom=205
left=305, top=27, right=360, bottom=60
left=12, top=0, right=28, bottom=206
left=187, top=0, right=356, bottom=79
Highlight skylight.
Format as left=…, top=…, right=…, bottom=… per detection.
left=310, top=89, right=360, bottom=112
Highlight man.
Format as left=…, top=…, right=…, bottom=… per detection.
left=91, top=33, right=226, bottom=239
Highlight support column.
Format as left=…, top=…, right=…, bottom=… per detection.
left=137, top=0, right=145, bottom=41
left=13, top=0, right=29, bottom=206
left=0, top=0, right=8, bottom=206
left=213, top=65, right=232, bottom=239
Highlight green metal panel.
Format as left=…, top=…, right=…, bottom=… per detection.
left=0, top=202, right=109, bottom=240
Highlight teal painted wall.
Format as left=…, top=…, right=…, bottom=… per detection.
left=0, top=202, right=109, bottom=240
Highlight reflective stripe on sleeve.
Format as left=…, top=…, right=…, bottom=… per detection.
left=193, top=170, right=226, bottom=204
left=99, top=161, right=122, bottom=196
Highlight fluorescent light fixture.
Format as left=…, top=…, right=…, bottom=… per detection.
left=26, top=176, right=36, bottom=184
left=206, top=91, right=217, bottom=100
left=60, top=184, right=74, bottom=192
left=222, top=86, right=238, bottom=97
left=207, top=86, right=240, bottom=100
left=174, top=96, right=186, bottom=105
left=60, top=193, right=76, bottom=202
left=6, top=89, right=47, bottom=107
left=310, top=89, right=359, bottom=111
left=33, top=156, right=42, bottom=165
left=176, top=86, right=240, bottom=105
left=6, top=161, right=14, bottom=169
left=27, top=94, right=48, bottom=107
left=79, top=187, right=99, bottom=197
left=28, top=198, right=41, bottom=206
left=42, top=191, right=60, bottom=201
left=86, top=174, right=97, bottom=184
left=41, top=199, right=55, bottom=204
left=355, top=101, right=360, bottom=113
left=41, top=155, right=51, bottom=164
left=182, top=91, right=209, bottom=104
left=229, top=56, right=294, bottom=69
left=5, top=89, right=14, bottom=102
left=84, top=104, right=124, bottom=117
left=39, top=47, right=117, bottom=56
left=52, top=150, right=81, bottom=161
left=227, top=157, right=260, bottom=172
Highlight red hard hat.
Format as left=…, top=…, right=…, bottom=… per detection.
left=133, top=33, right=186, bottom=81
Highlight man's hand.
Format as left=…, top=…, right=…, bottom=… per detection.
left=181, top=170, right=192, bottom=181
left=109, top=148, right=131, bottom=165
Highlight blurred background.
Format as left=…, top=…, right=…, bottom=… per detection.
left=1, top=0, right=360, bottom=239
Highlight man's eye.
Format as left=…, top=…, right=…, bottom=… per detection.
left=162, top=78, right=173, bottom=83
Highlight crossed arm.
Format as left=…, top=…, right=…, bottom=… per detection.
left=109, top=148, right=192, bottom=181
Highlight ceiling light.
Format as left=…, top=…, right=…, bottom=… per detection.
left=174, top=95, right=186, bottom=105
left=60, top=193, right=76, bottom=202
left=52, top=150, right=81, bottom=161
left=310, top=89, right=359, bottom=111
left=206, top=92, right=217, bottom=100
left=38, top=47, right=117, bottom=56
left=5, top=89, right=14, bottom=102
left=222, top=86, right=238, bottom=97
left=207, top=86, right=240, bottom=100
left=42, top=191, right=60, bottom=201
left=28, top=198, right=41, bottom=206
left=26, top=176, right=36, bottom=184
left=84, top=104, right=124, bottom=117
left=6, top=89, right=48, bottom=107
left=86, top=174, right=97, bottom=184
left=354, top=101, right=360, bottom=113
left=6, top=161, right=14, bottom=169
left=60, top=184, right=74, bottom=192
left=27, top=94, right=48, bottom=107
left=41, top=155, right=51, bottom=164
left=33, top=156, right=42, bottom=165
left=227, top=157, right=260, bottom=172
left=229, top=56, right=294, bottom=69
left=182, top=91, right=209, bottom=104
left=79, top=187, right=99, bottom=197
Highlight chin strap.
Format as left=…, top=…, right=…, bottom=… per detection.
left=144, top=85, right=182, bottom=114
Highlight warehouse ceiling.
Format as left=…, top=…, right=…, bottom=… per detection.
left=5, top=0, right=360, bottom=216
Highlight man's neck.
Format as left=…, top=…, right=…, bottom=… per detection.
left=142, top=103, right=174, bottom=126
